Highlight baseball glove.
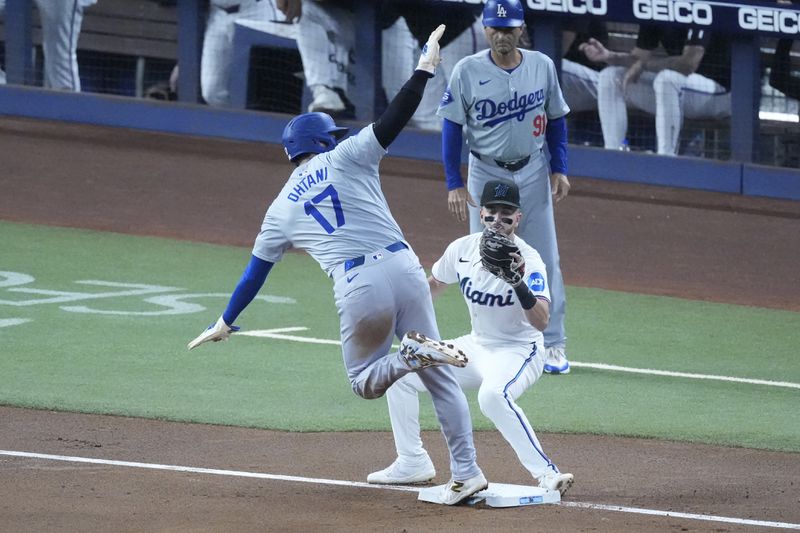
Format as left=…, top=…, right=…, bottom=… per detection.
left=479, top=228, right=525, bottom=286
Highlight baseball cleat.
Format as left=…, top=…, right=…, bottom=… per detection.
left=308, top=85, right=345, bottom=114
left=543, top=345, right=570, bottom=374
left=440, top=472, right=489, bottom=505
left=367, top=457, right=436, bottom=485
left=400, top=331, right=468, bottom=370
left=538, top=471, right=574, bottom=496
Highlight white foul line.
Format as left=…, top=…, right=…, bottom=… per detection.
left=568, top=362, right=800, bottom=389
left=560, top=501, right=800, bottom=530
left=1, top=450, right=798, bottom=530
left=239, top=328, right=800, bottom=390
left=0, top=450, right=416, bottom=493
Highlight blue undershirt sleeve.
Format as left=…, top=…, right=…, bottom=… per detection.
left=545, top=116, right=568, bottom=175
left=442, top=118, right=465, bottom=191
left=222, top=255, right=274, bottom=325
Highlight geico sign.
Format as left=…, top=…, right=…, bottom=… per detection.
left=739, top=7, right=800, bottom=34
left=633, top=0, right=713, bottom=25
left=526, top=0, right=607, bottom=15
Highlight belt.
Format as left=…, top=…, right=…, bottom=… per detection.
left=221, top=4, right=240, bottom=14
left=471, top=151, right=531, bottom=172
left=343, top=241, right=408, bottom=273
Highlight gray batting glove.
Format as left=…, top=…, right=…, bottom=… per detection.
left=187, top=316, right=240, bottom=351
left=416, top=24, right=446, bottom=75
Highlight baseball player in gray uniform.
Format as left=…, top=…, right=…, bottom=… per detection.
left=188, top=25, right=489, bottom=505
left=368, top=179, right=574, bottom=496
left=438, top=0, right=572, bottom=374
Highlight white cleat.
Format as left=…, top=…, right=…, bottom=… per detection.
left=400, top=331, right=468, bottom=370
left=367, top=457, right=436, bottom=485
left=440, top=472, right=489, bottom=505
left=538, top=471, right=574, bottom=496
left=543, top=345, right=571, bottom=374
left=308, top=85, right=346, bottom=114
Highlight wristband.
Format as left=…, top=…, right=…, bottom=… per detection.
left=513, top=283, right=537, bottom=310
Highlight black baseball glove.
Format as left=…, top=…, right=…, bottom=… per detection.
left=479, top=228, right=525, bottom=286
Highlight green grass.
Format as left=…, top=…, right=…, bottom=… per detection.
left=2, top=221, right=799, bottom=452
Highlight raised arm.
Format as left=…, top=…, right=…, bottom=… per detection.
left=372, top=24, right=445, bottom=148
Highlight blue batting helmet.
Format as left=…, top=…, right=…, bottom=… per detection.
left=483, top=0, right=525, bottom=28
left=281, top=112, right=349, bottom=162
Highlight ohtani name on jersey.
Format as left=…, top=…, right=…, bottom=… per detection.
left=287, top=167, right=329, bottom=202
left=476, top=89, right=545, bottom=127
left=460, top=277, right=515, bottom=307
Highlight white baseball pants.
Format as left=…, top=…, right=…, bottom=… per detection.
left=296, top=0, right=353, bottom=93
left=32, top=0, right=96, bottom=91
left=598, top=65, right=731, bottom=155
left=202, top=0, right=295, bottom=106
left=560, top=58, right=599, bottom=113
left=385, top=334, right=560, bottom=479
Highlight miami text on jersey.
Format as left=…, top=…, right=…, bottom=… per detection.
left=287, top=167, right=329, bottom=202
left=476, top=89, right=545, bottom=127
left=460, top=277, right=515, bottom=307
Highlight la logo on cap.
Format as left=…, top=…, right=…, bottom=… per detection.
left=497, top=5, right=507, bottom=17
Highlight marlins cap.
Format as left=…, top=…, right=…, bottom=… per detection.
left=480, top=179, right=520, bottom=208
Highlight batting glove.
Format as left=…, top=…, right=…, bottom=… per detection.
left=187, top=316, right=240, bottom=351
left=416, top=24, right=446, bottom=75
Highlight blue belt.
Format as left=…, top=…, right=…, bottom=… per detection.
left=343, top=241, right=408, bottom=272
left=471, top=150, right=531, bottom=172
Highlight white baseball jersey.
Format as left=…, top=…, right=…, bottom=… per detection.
left=252, top=125, right=404, bottom=273
left=437, top=49, right=570, bottom=161
left=431, top=232, right=550, bottom=344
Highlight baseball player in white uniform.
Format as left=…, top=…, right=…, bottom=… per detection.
left=439, top=0, right=572, bottom=375
left=581, top=26, right=731, bottom=155
left=188, top=25, right=489, bottom=506
left=5, top=0, right=97, bottom=90
left=368, top=178, right=574, bottom=496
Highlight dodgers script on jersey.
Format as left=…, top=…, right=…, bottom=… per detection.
left=432, top=232, right=550, bottom=344
left=437, top=49, right=570, bottom=161
left=252, top=126, right=405, bottom=273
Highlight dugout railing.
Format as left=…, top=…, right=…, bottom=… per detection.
left=0, top=0, right=798, bottom=200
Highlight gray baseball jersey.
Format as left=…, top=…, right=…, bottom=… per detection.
left=253, top=125, right=480, bottom=481
left=253, top=125, right=404, bottom=273
left=437, top=48, right=570, bottom=350
left=437, top=49, right=570, bottom=160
